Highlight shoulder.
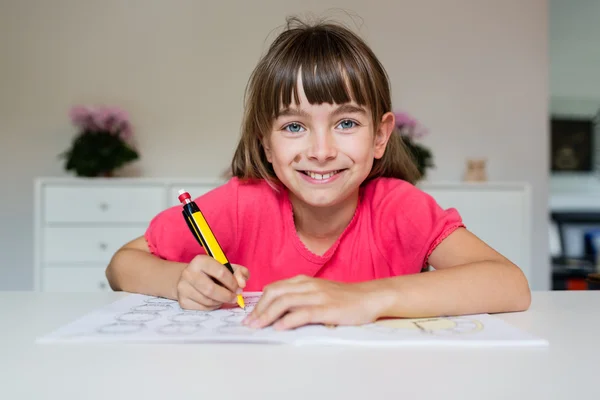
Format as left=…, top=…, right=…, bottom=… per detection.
left=362, top=176, right=414, bottom=196
left=362, top=177, right=433, bottom=211
left=229, top=177, right=281, bottom=209
left=364, top=177, right=464, bottom=270
left=144, top=178, right=249, bottom=262
left=200, top=177, right=283, bottom=225
left=363, top=176, right=463, bottom=232
left=193, top=177, right=275, bottom=205
left=234, top=177, right=280, bottom=198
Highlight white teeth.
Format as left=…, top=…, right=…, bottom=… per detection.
left=306, top=170, right=338, bottom=180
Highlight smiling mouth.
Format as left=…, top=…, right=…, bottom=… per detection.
left=298, top=170, right=346, bottom=180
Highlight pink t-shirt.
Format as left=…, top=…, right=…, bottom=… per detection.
left=144, top=177, right=464, bottom=291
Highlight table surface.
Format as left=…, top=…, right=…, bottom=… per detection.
left=1, top=290, right=598, bottom=400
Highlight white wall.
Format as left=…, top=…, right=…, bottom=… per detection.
left=0, top=0, right=549, bottom=290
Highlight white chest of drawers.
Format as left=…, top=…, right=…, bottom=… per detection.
left=34, top=178, right=532, bottom=292
left=34, top=177, right=222, bottom=292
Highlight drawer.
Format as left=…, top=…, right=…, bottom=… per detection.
left=43, top=226, right=146, bottom=264
left=44, top=185, right=166, bottom=223
left=42, top=267, right=112, bottom=292
left=167, top=184, right=219, bottom=207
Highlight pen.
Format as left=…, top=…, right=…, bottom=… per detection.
left=177, top=189, right=245, bottom=309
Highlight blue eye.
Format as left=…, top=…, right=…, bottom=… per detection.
left=337, top=120, right=357, bottom=130
left=284, top=123, right=305, bottom=133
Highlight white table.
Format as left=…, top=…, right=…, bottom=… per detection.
left=1, top=291, right=598, bottom=399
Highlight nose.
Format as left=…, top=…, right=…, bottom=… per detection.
left=306, top=130, right=337, bottom=162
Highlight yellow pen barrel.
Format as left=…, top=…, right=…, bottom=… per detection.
left=190, top=211, right=230, bottom=267
left=181, top=194, right=244, bottom=309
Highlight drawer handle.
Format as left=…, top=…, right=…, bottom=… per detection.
left=99, top=282, right=107, bottom=290
left=99, top=202, right=109, bottom=211
left=99, top=242, right=108, bottom=251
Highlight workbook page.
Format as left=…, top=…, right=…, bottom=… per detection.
left=37, top=292, right=547, bottom=347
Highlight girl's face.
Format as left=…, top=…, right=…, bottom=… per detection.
left=263, top=76, right=394, bottom=210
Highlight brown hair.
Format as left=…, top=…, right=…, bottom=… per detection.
left=229, top=16, right=420, bottom=186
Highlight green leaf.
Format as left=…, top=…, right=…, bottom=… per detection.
left=60, top=130, right=139, bottom=177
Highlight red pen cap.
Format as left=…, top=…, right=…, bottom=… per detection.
left=178, top=189, right=191, bottom=204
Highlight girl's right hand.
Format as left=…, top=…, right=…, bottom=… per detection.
left=176, top=254, right=249, bottom=311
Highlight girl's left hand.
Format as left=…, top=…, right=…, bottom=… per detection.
left=242, top=275, right=386, bottom=330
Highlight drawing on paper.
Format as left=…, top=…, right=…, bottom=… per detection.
left=97, top=322, right=146, bottom=334
left=131, top=304, right=173, bottom=313
left=115, top=311, right=159, bottom=323
left=367, top=317, right=484, bottom=336
left=144, top=297, right=177, bottom=305
left=37, top=292, right=548, bottom=346
left=157, top=323, right=204, bottom=335
left=91, top=293, right=263, bottom=337
left=169, top=312, right=211, bottom=324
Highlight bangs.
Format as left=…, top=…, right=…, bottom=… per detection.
left=268, top=30, right=374, bottom=118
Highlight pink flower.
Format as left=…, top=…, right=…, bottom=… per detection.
left=69, top=105, right=133, bottom=139
left=118, top=121, right=133, bottom=140
left=69, top=106, right=95, bottom=130
left=394, top=111, right=418, bottom=128
left=92, top=108, right=111, bottom=130
left=394, top=110, right=428, bottom=139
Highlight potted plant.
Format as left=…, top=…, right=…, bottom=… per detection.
left=394, top=110, right=434, bottom=179
left=60, top=105, right=139, bottom=177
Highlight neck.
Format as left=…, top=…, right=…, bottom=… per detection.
left=289, top=190, right=359, bottom=241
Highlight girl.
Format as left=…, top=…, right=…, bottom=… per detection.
left=106, top=17, right=531, bottom=331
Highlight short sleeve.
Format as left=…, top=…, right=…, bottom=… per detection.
left=374, top=180, right=465, bottom=272
left=144, top=178, right=239, bottom=263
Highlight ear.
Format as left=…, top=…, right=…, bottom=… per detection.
left=374, top=112, right=395, bottom=159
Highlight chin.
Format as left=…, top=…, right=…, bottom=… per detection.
left=300, top=195, right=340, bottom=208
left=293, top=186, right=357, bottom=209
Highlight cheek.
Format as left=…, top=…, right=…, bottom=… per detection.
left=270, top=137, right=303, bottom=164
left=341, top=136, right=375, bottom=160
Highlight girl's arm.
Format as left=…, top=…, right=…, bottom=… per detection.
left=106, top=236, right=250, bottom=309
left=375, top=227, right=531, bottom=318
left=106, top=236, right=188, bottom=300
left=244, top=227, right=531, bottom=330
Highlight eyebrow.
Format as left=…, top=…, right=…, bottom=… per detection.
left=331, top=104, right=367, bottom=117
left=277, top=108, right=310, bottom=118
left=277, top=104, right=367, bottom=119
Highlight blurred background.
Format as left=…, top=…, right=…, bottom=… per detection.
left=1, top=0, right=597, bottom=293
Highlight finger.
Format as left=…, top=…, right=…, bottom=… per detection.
left=201, top=260, right=239, bottom=294
left=178, top=279, right=221, bottom=307
left=233, top=266, right=249, bottom=289
left=233, top=265, right=250, bottom=281
left=189, top=269, right=238, bottom=304
left=273, top=306, right=329, bottom=330
left=248, top=292, right=321, bottom=329
left=178, top=281, right=221, bottom=310
left=233, top=264, right=250, bottom=279
left=249, top=279, right=315, bottom=320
